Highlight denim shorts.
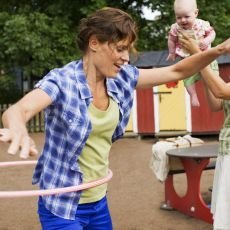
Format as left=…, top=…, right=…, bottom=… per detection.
left=38, top=196, right=113, bottom=230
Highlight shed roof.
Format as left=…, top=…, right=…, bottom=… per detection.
left=130, top=50, right=230, bottom=68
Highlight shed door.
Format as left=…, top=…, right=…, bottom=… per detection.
left=157, top=81, right=187, bottom=130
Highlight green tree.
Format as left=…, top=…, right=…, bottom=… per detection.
left=0, top=11, right=76, bottom=78
left=0, top=74, right=21, bottom=104
left=126, top=0, right=229, bottom=50
left=0, top=0, right=228, bottom=101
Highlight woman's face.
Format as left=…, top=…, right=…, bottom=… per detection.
left=93, top=39, right=131, bottom=79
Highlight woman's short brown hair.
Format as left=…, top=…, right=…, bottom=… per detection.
left=76, top=7, right=137, bottom=53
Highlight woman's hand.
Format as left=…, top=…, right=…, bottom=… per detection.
left=180, top=32, right=230, bottom=56
left=179, top=32, right=201, bottom=54
left=0, top=128, right=38, bottom=159
left=216, top=38, right=230, bottom=55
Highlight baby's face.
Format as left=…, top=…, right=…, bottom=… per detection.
left=175, top=6, right=198, bottom=30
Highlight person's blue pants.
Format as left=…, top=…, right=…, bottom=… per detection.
left=38, top=196, right=113, bottom=230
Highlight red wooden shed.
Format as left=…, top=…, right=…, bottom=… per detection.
left=131, top=51, right=230, bottom=136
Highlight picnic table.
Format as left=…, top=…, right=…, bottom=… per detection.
left=161, top=143, right=218, bottom=224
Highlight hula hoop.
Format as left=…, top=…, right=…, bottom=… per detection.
left=0, top=161, right=113, bottom=198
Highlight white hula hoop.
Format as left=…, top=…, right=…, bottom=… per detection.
left=0, top=161, right=113, bottom=198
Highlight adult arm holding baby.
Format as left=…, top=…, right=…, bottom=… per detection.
left=180, top=32, right=230, bottom=230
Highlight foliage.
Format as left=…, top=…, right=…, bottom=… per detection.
left=0, top=11, right=77, bottom=79
left=0, top=73, right=22, bottom=103
left=129, top=0, right=229, bottom=50
left=196, top=0, right=230, bottom=45
left=0, top=0, right=229, bottom=96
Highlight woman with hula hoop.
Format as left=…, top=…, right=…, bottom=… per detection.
left=0, top=7, right=230, bottom=230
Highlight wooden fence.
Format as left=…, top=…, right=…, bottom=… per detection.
left=0, top=104, right=45, bottom=132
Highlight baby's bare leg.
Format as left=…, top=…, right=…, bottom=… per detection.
left=186, top=84, right=200, bottom=107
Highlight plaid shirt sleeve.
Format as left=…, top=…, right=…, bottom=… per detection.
left=34, top=69, right=61, bottom=103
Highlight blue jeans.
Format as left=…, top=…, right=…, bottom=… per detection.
left=38, top=196, right=113, bottom=230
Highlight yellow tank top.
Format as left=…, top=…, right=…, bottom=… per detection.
left=78, top=98, right=119, bottom=203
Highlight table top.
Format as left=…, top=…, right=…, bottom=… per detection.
left=166, top=143, right=218, bottom=158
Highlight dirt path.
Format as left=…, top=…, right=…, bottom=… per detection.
left=0, top=133, right=217, bottom=230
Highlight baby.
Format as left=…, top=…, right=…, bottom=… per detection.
left=167, top=0, right=216, bottom=106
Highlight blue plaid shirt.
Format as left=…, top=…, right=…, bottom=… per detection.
left=32, top=60, right=139, bottom=219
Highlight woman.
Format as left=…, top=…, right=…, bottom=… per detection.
left=181, top=34, right=230, bottom=230
left=0, top=7, right=229, bottom=230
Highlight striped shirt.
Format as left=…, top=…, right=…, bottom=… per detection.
left=32, top=60, right=139, bottom=219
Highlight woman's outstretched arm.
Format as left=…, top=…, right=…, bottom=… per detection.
left=137, top=38, right=230, bottom=88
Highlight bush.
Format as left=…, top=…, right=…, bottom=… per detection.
left=0, top=74, right=22, bottom=104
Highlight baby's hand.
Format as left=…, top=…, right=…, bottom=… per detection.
left=166, top=53, right=176, bottom=61
left=198, top=39, right=209, bottom=51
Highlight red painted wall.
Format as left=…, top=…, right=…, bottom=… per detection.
left=191, top=65, right=228, bottom=134
left=191, top=80, right=224, bottom=134
left=135, top=64, right=229, bottom=135
left=136, top=88, right=155, bottom=134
